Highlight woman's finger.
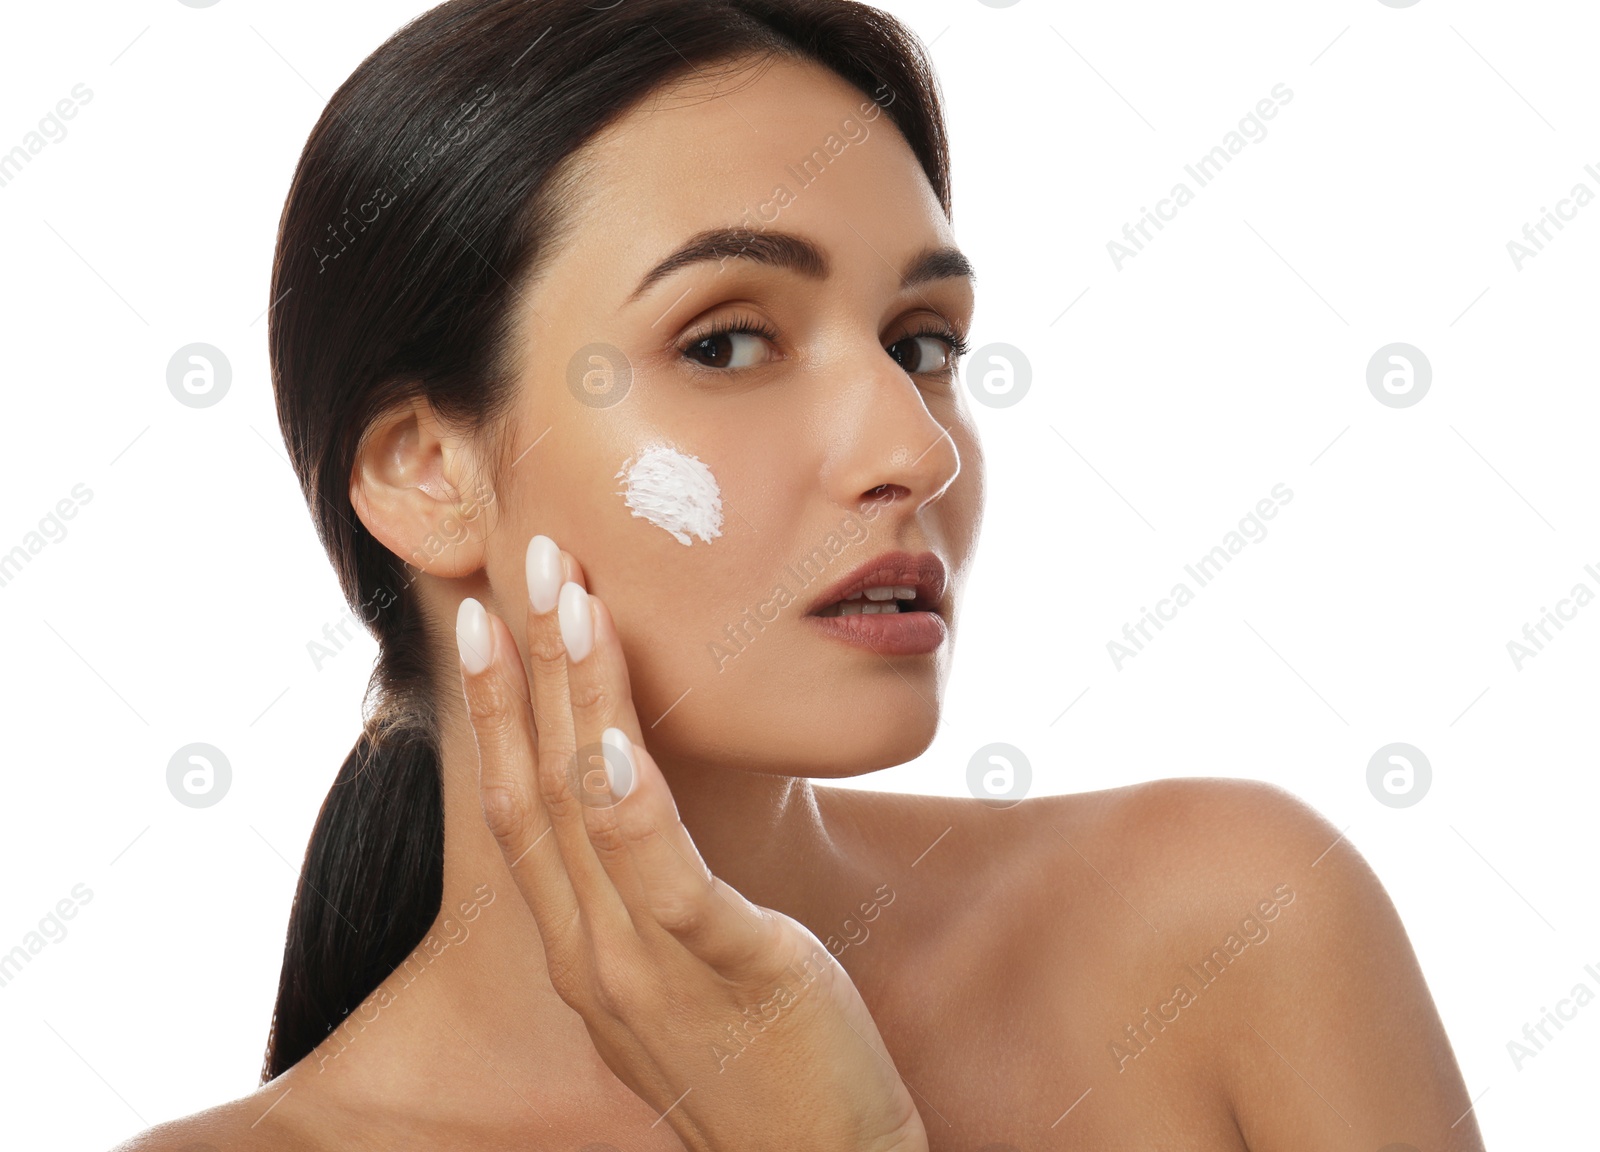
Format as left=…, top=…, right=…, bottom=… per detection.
left=454, top=596, right=583, bottom=970
left=540, top=557, right=773, bottom=969
left=553, top=576, right=758, bottom=952
left=557, top=588, right=650, bottom=909
left=568, top=595, right=644, bottom=754
left=522, top=535, right=634, bottom=939
left=529, top=535, right=772, bottom=971
left=563, top=548, right=587, bottom=591
left=600, top=732, right=777, bottom=972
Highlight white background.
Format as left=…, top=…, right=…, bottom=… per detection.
left=1, top=0, right=1595, bottom=1147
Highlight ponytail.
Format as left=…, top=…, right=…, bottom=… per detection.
left=260, top=719, right=444, bottom=1083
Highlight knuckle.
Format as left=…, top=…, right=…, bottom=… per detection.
left=542, top=935, right=587, bottom=1004
left=591, top=977, right=635, bottom=1019
left=471, top=712, right=523, bottom=763
left=541, top=790, right=582, bottom=824
left=583, top=817, right=631, bottom=867
left=589, top=944, right=645, bottom=1017
left=526, top=625, right=569, bottom=672
left=652, top=890, right=712, bottom=939
left=536, top=753, right=584, bottom=821
left=620, top=814, right=664, bottom=851
left=479, top=781, right=537, bottom=850
left=464, top=672, right=516, bottom=727
left=567, top=676, right=610, bottom=714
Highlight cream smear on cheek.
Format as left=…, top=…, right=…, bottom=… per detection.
left=614, top=444, right=724, bottom=546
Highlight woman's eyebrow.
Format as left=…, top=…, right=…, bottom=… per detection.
left=625, top=226, right=975, bottom=304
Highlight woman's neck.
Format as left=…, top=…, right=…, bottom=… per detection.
left=277, top=699, right=889, bottom=1137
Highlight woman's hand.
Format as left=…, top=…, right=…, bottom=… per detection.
left=452, top=534, right=929, bottom=1152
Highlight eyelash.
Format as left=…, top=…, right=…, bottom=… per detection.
left=679, top=311, right=780, bottom=355
left=676, top=312, right=972, bottom=375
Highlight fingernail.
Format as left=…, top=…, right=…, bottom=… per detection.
left=456, top=597, right=492, bottom=675
left=527, top=534, right=562, bottom=614
left=558, top=581, right=594, bottom=662
left=602, top=727, right=635, bottom=801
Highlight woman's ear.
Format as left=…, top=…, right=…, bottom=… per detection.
left=349, top=395, right=497, bottom=579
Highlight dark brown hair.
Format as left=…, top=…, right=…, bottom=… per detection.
left=263, top=0, right=951, bottom=1082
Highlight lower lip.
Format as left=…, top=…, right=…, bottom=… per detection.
left=803, top=609, right=948, bottom=655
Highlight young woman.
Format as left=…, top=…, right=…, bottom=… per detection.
left=117, top=0, right=1485, bottom=1148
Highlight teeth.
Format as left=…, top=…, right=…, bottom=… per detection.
left=838, top=600, right=900, bottom=615
left=818, top=584, right=920, bottom=616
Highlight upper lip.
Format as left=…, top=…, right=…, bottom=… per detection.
left=804, top=550, right=948, bottom=616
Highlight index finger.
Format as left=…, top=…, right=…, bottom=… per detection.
left=455, top=596, right=587, bottom=972
left=521, top=537, right=636, bottom=934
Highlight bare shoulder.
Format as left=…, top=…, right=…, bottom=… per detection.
left=107, top=1080, right=320, bottom=1152
left=1035, top=774, right=1347, bottom=890
left=818, top=774, right=1412, bottom=1009
left=823, top=779, right=1478, bottom=1144
left=828, top=775, right=1344, bottom=913
left=817, top=775, right=1345, bottom=978
left=1012, top=774, right=1396, bottom=1000
left=1022, top=777, right=1481, bottom=1148
left=1035, top=773, right=1338, bottom=856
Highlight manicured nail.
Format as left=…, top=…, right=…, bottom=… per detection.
left=558, top=581, right=594, bottom=662
left=456, top=597, right=492, bottom=674
left=602, top=727, right=635, bottom=801
left=527, top=534, right=562, bottom=614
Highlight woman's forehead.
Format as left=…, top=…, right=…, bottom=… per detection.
left=536, top=60, right=952, bottom=314
left=570, top=55, right=932, bottom=230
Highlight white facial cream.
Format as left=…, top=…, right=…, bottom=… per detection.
left=614, top=444, right=724, bottom=546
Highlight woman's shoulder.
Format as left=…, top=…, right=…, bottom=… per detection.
left=107, top=1075, right=328, bottom=1152
left=1021, top=774, right=1348, bottom=935
left=107, top=1061, right=587, bottom=1152
left=849, top=775, right=1381, bottom=1033
left=936, top=774, right=1394, bottom=1050
left=111, top=1100, right=284, bottom=1145
left=1032, top=774, right=1338, bottom=862
left=829, top=774, right=1336, bottom=871
left=829, top=774, right=1348, bottom=957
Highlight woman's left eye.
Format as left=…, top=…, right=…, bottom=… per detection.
left=888, top=328, right=970, bottom=377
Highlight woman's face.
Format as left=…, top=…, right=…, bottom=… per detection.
left=493, top=53, right=982, bottom=777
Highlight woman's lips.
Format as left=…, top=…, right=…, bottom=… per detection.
left=803, top=606, right=948, bottom=655
left=804, top=549, right=948, bottom=618
left=799, top=548, right=949, bottom=655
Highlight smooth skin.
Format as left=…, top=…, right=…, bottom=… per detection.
left=117, top=53, right=1485, bottom=1152
left=454, top=573, right=925, bottom=1151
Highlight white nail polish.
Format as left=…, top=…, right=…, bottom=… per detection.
left=456, top=597, right=491, bottom=674
left=527, top=534, right=562, bottom=614
left=602, top=727, right=635, bottom=801
left=558, top=581, right=594, bottom=662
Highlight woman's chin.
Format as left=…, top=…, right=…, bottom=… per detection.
left=789, top=714, right=943, bottom=780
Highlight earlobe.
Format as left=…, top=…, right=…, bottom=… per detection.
left=348, top=395, right=493, bottom=580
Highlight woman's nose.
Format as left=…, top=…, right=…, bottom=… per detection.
left=820, top=361, right=961, bottom=516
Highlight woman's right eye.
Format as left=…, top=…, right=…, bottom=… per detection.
left=676, top=314, right=781, bottom=372
left=683, top=329, right=768, bottom=370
